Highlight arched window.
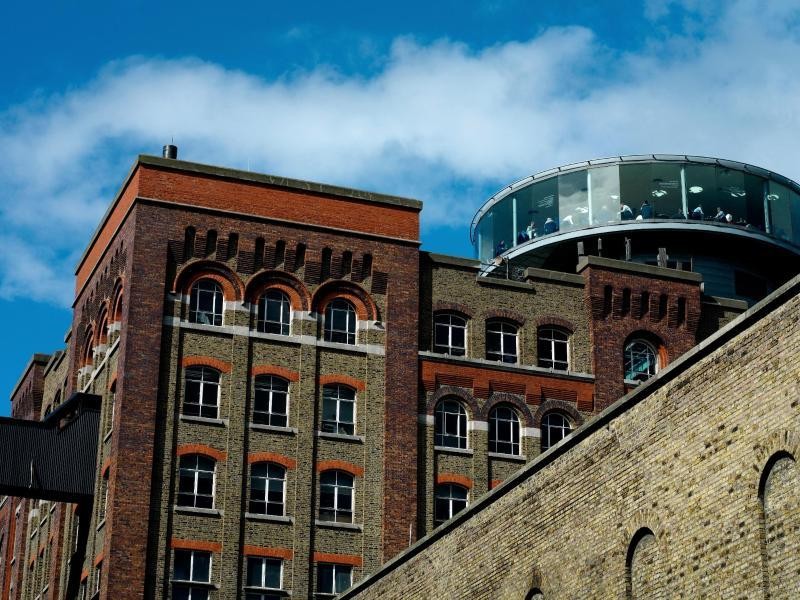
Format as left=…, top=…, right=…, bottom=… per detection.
left=433, top=314, right=467, bottom=356
left=434, top=399, right=467, bottom=449
left=538, top=327, right=570, bottom=371
left=177, top=455, right=215, bottom=509
left=321, top=385, right=356, bottom=435
left=319, top=470, right=354, bottom=523
left=759, top=452, right=799, bottom=598
left=189, top=279, right=224, bottom=326
left=626, top=528, right=660, bottom=599
left=257, top=289, right=291, bottom=335
left=624, top=339, right=659, bottom=382
left=183, top=366, right=220, bottom=419
left=541, top=412, right=572, bottom=452
left=253, top=376, right=289, bottom=427
left=486, top=321, right=518, bottom=363
left=249, top=463, right=286, bottom=516
left=489, top=405, right=521, bottom=455
left=434, top=484, right=468, bottom=526
left=324, top=299, right=357, bottom=345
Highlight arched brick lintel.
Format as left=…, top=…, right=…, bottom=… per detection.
left=182, top=356, right=232, bottom=374
left=173, top=259, right=245, bottom=301
left=317, top=374, right=365, bottom=391
left=312, top=280, right=378, bottom=321
left=533, top=399, right=584, bottom=428
left=479, top=392, right=535, bottom=428
left=484, top=308, right=526, bottom=326
left=247, top=452, right=297, bottom=469
left=316, top=459, right=364, bottom=477
left=176, top=444, right=228, bottom=462
left=251, top=364, right=300, bottom=382
left=533, top=316, right=576, bottom=333
left=427, top=386, right=480, bottom=418
left=244, top=270, right=312, bottom=311
left=435, top=472, right=474, bottom=489
left=433, top=301, right=473, bottom=319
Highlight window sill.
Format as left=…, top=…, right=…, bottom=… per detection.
left=314, top=520, right=363, bottom=531
left=623, top=378, right=644, bottom=386
left=243, top=587, right=290, bottom=597
left=245, top=513, right=294, bottom=524
left=173, top=506, right=223, bottom=518
left=170, top=579, right=219, bottom=590
left=96, top=519, right=106, bottom=532
left=315, top=431, right=364, bottom=443
left=180, top=415, right=228, bottom=427
left=249, top=423, right=298, bottom=435
left=434, top=446, right=474, bottom=456
left=488, top=452, right=527, bottom=462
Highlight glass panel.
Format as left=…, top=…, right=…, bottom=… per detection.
left=264, top=559, right=281, bottom=589
left=246, top=557, right=262, bottom=587
left=339, top=401, right=354, bottom=424
left=193, top=552, right=211, bottom=582
left=491, top=197, right=513, bottom=256
left=317, top=565, right=334, bottom=593
left=716, top=167, right=747, bottom=224
left=174, top=551, right=191, bottom=580
left=792, top=190, right=800, bottom=246
left=558, top=170, right=589, bottom=231
left=531, top=177, right=559, bottom=236
left=648, top=163, right=683, bottom=218
left=768, top=181, right=794, bottom=241
left=744, top=174, right=766, bottom=231
left=334, top=567, right=352, bottom=592
left=589, top=165, right=620, bottom=225
left=684, top=165, right=716, bottom=220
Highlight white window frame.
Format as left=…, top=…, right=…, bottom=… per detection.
left=324, top=299, right=357, bottom=345
left=177, top=455, right=216, bottom=509
left=189, top=279, right=224, bottom=326
left=537, top=326, right=570, bottom=371
left=257, top=289, right=291, bottom=335
left=433, top=314, right=467, bottom=356
left=434, top=399, right=468, bottom=449
left=486, top=321, right=519, bottom=363
left=541, top=412, right=572, bottom=451
left=318, top=470, right=354, bottom=524
left=245, top=556, right=283, bottom=591
left=434, top=484, right=468, bottom=526
left=253, top=376, right=290, bottom=427
left=488, top=405, right=521, bottom=455
left=183, top=367, right=221, bottom=419
left=624, top=339, right=659, bottom=382
left=249, top=463, right=286, bottom=516
left=316, top=563, right=353, bottom=596
left=321, top=385, right=356, bottom=435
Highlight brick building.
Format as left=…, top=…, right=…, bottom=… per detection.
left=0, top=151, right=797, bottom=599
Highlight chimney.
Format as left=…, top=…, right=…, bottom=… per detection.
left=162, top=144, right=178, bottom=159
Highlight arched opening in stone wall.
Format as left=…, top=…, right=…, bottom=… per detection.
left=626, top=527, right=661, bottom=599
left=759, top=451, right=799, bottom=598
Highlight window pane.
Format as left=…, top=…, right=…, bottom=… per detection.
left=264, top=559, right=281, bottom=589
left=174, top=551, right=191, bottom=580
left=334, top=567, right=352, bottom=593
left=192, top=552, right=211, bottom=582
left=246, top=557, right=262, bottom=587
left=317, top=565, right=334, bottom=594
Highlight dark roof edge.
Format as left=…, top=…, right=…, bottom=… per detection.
left=339, top=269, right=800, bottom=599
left=10, top=354, right=52, bottom=402
left=138, top=155, right=423, bottom=210
left=576, top=255, right=704, bottom=283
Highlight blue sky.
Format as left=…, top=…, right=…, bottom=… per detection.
left=2, top=0, right=800, bottom=413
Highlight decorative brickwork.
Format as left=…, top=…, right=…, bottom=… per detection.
left=316, top=460, right=364, bottom=477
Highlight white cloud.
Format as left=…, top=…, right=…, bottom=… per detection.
left=1, top=0, right=799, bottom=305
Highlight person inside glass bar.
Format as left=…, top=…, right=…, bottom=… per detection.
left=671, top=208, right=686, bottom=219
left=726, top=213, right=733, bottom=223
left=526, top=221, right=536, bottom=239
left=714, top=207, right=726, bottom=222
left=620, top=203, right=634, bottom=220
left=640, top=200, right=653, bottom=219
left=691, top=205, right=704, bottom=220
left=543, top=217, right=558, bottom=234
left=495, top=240, right=507, bottom=256
left=517, top=230, right=528, bottom=244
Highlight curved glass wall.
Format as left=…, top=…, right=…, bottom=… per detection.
left=473, top=159, right=800, bottom=262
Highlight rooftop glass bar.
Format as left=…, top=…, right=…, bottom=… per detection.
left=471, top=156, right=800, bottom=263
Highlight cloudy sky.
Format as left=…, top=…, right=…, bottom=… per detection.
left=1, top=0, right=799, bottom=410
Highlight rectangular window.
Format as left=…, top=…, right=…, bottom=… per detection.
left=94, top=562, right=102, bottom=595
left=245, top=556, right=282, bottom=598
left=316, top=563, right=352, bottom=596
left=173, top=549, right=211, bottom=600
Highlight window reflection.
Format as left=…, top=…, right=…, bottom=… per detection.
left=589, top=165, right=620, bottom=225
